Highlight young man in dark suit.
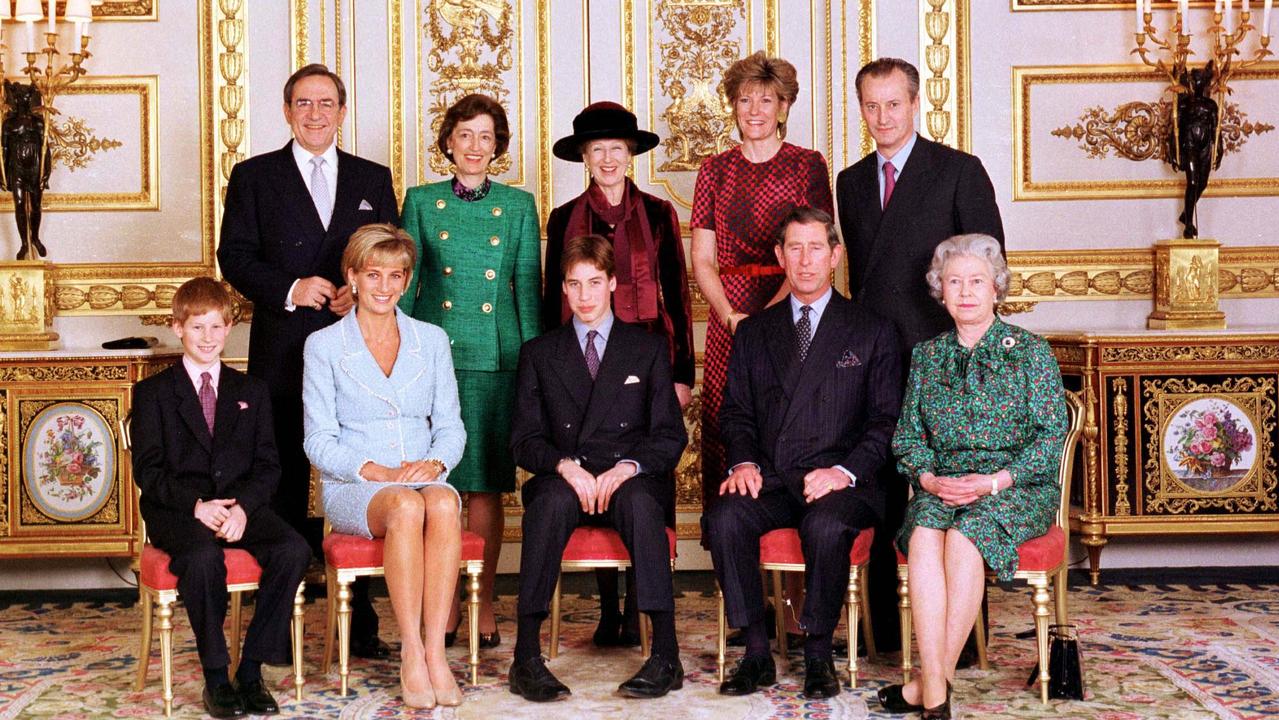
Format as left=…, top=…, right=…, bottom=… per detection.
left=507, top=234, right=688, bottom=702
left=835, top=57, right=1004, bottom=653
left=707, top=206, right=902, bottom=700
left=132, top=278, right=311, bottom=718
left=217, top=63, right=398, bottom=658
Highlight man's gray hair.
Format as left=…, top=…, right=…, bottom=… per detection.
left=925, top=234, right=1010, bottom=303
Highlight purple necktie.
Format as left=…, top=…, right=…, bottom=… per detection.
left=585, top=330, right=600, bottom=380
left=882, top=160, right=897, bottom=209
left=199, top=371, right=216, bottom=434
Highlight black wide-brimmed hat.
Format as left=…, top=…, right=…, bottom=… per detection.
left=552, top=101, right=661, bottom=162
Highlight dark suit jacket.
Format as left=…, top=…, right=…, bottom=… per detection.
left=131, top=363, right=280, bottom=538
left=510, top=319, right=688, bottom=488
left=719, top=292, right=902, bottom=520
left=836, top=135, right=1004, bottom=351
left=217, top=141, right=399, bottom=397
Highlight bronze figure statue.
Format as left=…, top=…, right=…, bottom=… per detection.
left=1167, top=61, right=1223, bottom=239
left=2, top=80, right=53, bottom=260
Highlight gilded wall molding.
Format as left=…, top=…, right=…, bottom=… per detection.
left=1004, top=246, right=1279, bottom=302
left=1051, top=100, right=1273, bottom=162
left=1012, top=1, right=1216, bottom=9
left=290, top=0, right=309, bottom=69
left=0, top=76, right=158, bottom=212
left=1112, top=377, right=1132, bottom=515
left=389, top=0, right=406, bottom=202
left=1013, top=64, right=1279, bottom=201
left=917, top=0, right=970, bottom=151
left=88, top=1, right=157, bottom=19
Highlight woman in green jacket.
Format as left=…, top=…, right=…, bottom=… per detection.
left=399, top=93, right=541, bottom=646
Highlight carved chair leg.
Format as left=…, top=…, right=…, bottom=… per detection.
left=336, top=580, right=353, bottom=696
left=716, top=585, right=726, bottom=684
left=135, top=588, right=153, bottom=691
left=847, top=568, right=859, bottom=687
left=898, top=564, right=912, bottom=685
left=157, top=597, right=175, bottom=717
left=1031, top=577, right=1053, bottom=705
left=228, top=591, right=243, bottom=678
left=549, top=573, right=563, bottom=659
left=292, top=582, right=305, bottom=702
left=467, top=566, right=481, bottom=686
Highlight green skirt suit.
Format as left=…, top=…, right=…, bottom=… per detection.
left=892, top=318, right=1068, bottom=581
left=399, top=180, right=542, bottom=492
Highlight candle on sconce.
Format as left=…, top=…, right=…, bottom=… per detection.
left=1136, top=0, right=1144, bottom=30
left=46, top=0, right=55, bottom=34
left=1225, top=0, right=1234, bottom=29
left=1180, top=0, right=1190, bottom=24
left=66, top=0, right=93, bottom=47
left=14, top=0, right=42, bottom=53
left=1265, top=0, right=1273, bottom=36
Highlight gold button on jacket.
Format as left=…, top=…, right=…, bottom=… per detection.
left=442, top=300, right=453, bottom=310
left=484, top=269, right=496, bottom=280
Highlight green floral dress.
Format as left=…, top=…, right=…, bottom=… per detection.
left=892, top=318, right=1068, bottom=581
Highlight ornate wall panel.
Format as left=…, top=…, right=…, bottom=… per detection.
left=0, top=77, right=159, bottom=213
left=1012, top=1, right=1217, bottom=9
left=1013, top=64, right=1279, bottom=201
left=916, top=0, right=970, bottom=151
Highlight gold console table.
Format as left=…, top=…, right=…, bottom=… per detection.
left=0, top=348, right=180, bottom=558
left=1046, top=328, right=1279, bottom=584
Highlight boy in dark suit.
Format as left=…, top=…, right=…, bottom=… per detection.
left=132, top=277, right=311, bottom=718
left=507, top=234, right=688, bottom=702
left=707, top=206, right=902, bottom=700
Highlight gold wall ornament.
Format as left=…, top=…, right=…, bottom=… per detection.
left=653, top=0, right=744, bottom=173
left=422, top=0, right=516, bottom=177
left=675, top=387, right=702, bottom=510
left=48, top=116, right=123, bottom=171
left=1101, top=343, right=1279, bottom=363
left=89, top=1, right=157, bottom=18
left=0, top=390, right=6, bottom=534
left=0, top=261, right=59, bottom=351
left=290, top=0, right=309, bottom=69
left=1148, top=237, right=1226, bottom=329
left=917, top=0, right=970, bottom=150
left=1013, top=0, right=1218, bottom=8
left=1141, top=376, right=1277, bottom=515
left=1051, top=100, right=1274, bottom=161
left=1013, top=64, right=1279, bottom=201
left=1112, top=377, right=1132, bottom=515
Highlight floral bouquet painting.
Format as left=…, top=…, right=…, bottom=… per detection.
left=1168, top=400, right=1255, bottom=492
left=24, top=403, right=115, bottom=521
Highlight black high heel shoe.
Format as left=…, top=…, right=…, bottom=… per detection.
left=478, top=629, right=501, bottom=648
left=876, top=683, right=924, bottom=713
left=443, top=619, right=462, bottom=648
left=921, top=682, right=953, bottom=720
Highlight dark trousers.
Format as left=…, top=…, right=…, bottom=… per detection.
left=269, top=394, right=377, bottom=641
left=145, top=506, right=311, bottom=669
left=707, top=486, right=876, bottom=636
left=516, top=473, right=675, bottom=621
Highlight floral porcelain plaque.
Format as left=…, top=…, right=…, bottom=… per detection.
left=1163, top=397, right=1258, bottom=493
left=22, top=403, right=116, bottom=522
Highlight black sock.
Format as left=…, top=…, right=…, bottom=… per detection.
left=744, top=619, right=770, bottom=659
left=514, top=613, right=545, bottom=664
left=596, top=568, right=620, bottom=624
left=203, top=665, right=230, bottom=688
left=234, top=659, right=262, bottom=685
left=647, top=610, right=679, bottom=660
left=804, top=631, right=833, bottom=660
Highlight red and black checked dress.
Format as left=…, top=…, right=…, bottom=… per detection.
left=691, top=142, right=833, bottom=519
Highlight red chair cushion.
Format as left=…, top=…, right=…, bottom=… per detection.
left=560, top=526, right=678, bottom=562
left=894, top=526, right=1065, bottom=573
left=139, top=544, right=262, bottom=591
left=323, top=529, right=485, bottom=569
left=759, top=527, right=876, bottom=566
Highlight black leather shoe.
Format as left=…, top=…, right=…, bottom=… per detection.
left=508, top=656, right=571, bottom=702
left=235, top=679, right=279, bottom=715
left=618, top=655, right=684, bottom=698
left=350, top=635, right=391, bottom=659
left=202, top=683, right=246, bottom=719
left=479, top=629, right=501, bottom=648
left=802, top=656, right=841, bottom=700
left=877, top=683, right=924, bottom=713
left=718, top=655, right=777, bottom=696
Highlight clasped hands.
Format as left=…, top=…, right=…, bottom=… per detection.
left=362, top=459, right=444, bottom=484
left=292, top=276, right=354, bottom=316
left=194, top=498, right=248, bottom=542
left=558, top=459, right=637, bottom=514
left=920, top=471, right=1007, bottom=507
left=719, top=464, right=851, bottom=503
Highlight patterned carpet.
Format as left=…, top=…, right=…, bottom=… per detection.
left=2, top=581, right=1277, bottom=718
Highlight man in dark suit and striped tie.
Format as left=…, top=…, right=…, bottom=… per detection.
left=707, top=206, right=902, bottom=700
left=217, top=63, right=399, bottom=659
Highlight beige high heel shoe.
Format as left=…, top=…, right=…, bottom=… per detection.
left=400, top=666, right=436, bottom=709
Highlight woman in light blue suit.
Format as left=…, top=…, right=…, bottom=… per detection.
left=303, top=224, right=467, bottom=709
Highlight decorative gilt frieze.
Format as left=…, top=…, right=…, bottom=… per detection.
left=1004, top=246, right=1279, bottom=301
left=1103, top=344, right=1279, bottom=364
left=1111, top=377, right=1131, bottom=515
left=290, top=0, right=309, bottom=69
left=1141, top=376, right=1277, bottom=515
left=93, top=1, right=156, bottom=17
left=423, top=0, right=515, bottom=177
left=1052, top=345, right=1087, bottom=365
left=1051, top=101, right=1273, bottom=162
left=917, top=0, right=969, bottom=150
left=654, top=0, right=744, bottom=172
left=0, top=365, right=130, bottom=382
left=0, top=389, right=7, bottom=534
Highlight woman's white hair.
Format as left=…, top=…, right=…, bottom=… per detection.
left=925, top=233, right=1010, bottom=303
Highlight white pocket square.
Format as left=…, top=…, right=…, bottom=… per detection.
left=624, top=375, right=641, bottom=385
left=358, top=199, right=374, bottom=211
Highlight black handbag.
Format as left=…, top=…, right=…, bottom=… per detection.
left=1026, top=624, right=1086, bottom=700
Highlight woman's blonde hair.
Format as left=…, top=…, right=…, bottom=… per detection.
left=721, top=51, right=800, bottom=139
left=341, top=223, right=417, bottom=279
left=925, top=234, right=1011, bottom=304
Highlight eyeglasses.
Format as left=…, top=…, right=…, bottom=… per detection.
left=292, top=98, right=339, bottom=112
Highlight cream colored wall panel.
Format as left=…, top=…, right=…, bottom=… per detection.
left=246, top=1, right=293, bottom=157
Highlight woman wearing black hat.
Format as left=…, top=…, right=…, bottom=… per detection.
left=542, top=101, right=694, bottom=648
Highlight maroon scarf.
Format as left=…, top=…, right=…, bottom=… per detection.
left=563, top=178, right=660, bottom=324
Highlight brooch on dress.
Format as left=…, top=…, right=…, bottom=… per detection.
left=1001, top=336, right=1017, bottom=349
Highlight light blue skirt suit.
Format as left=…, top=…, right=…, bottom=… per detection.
left=302, top=307, right=467, bottom=538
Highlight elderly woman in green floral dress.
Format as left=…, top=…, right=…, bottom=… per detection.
left=878, top=234, right=1067, bottom=720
